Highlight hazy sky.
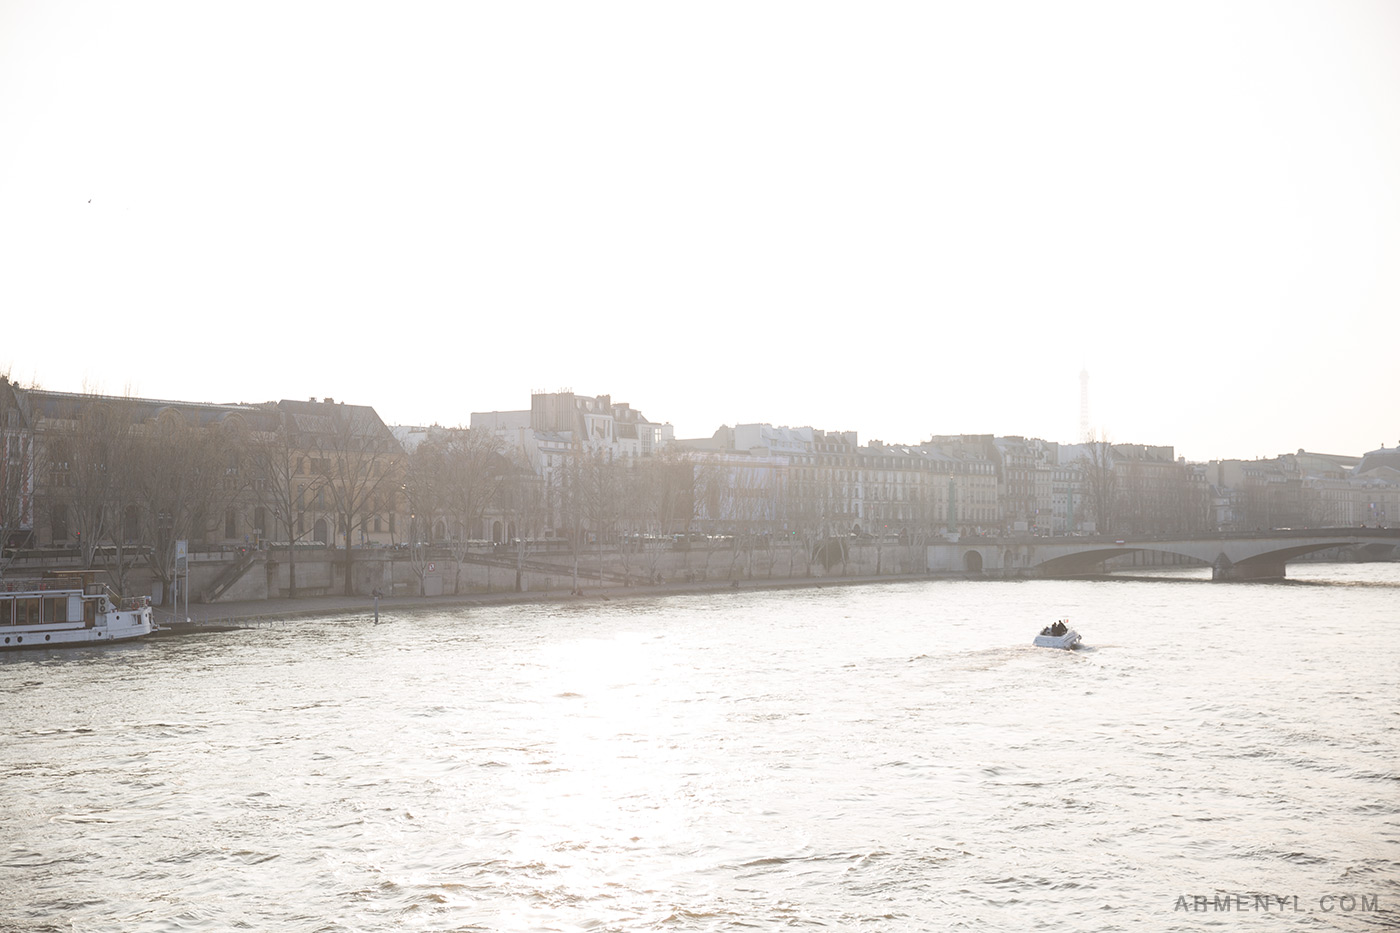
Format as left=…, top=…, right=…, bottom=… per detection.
left=2, top=1, right=1397, bottom=461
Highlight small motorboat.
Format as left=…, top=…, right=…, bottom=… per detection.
left=1033, top=619, right=1081, bottom=649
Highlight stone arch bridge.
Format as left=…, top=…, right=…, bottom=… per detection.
left=927, top=529, right=1400, bottom=581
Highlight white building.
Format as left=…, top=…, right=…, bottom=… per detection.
left=472, top=392, right=671, bottom=465
left=468, top=392, right=675, bottom=540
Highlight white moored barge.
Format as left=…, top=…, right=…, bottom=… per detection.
left=1, top=572, right=156, bottom=650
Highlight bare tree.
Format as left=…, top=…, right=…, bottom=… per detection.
left=402, top=438, right=446, bottom=596
left=1114, top=455, right=1188, bottom=535
left=548, top=447, right=626, bottom=589
left=134, top=413, right=234, bottom=604
left=1078, top=434, right=1117, bottom=536
left=498, top=452, right=547, bottom=592
left=612, top=461, right=645, bottom=582
left=44, top=398, right=142, bottom=576
left=0, top=457, right=26, bottom=578
left=551, top=444, right=599, bottom=594
left=438, top=428, right=507, bottom=594
left=657, top=450, right=709, bottom=581
left=779, top=461, right=823, bottom=578
left=694, top=456, right=737, bottom=581
left=313, top=405, right=404, bottom=596
left=1187, top=473, right=1215, bottom=533
left=0, top=383, right=32, bottom=578
left=723, top=462, right=775, bottom=580
left=584, top=452, right=625, bottom=587
left=245, top=408, right=326, bottom=597
left=96, top=410, right=147, bottom=596
left=903, top=479, right=938, bottom=574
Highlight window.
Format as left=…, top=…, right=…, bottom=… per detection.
left=225, top=509, right=237, bottom=539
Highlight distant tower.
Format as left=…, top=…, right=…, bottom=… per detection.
left=1079, top=367, right=1091, bottom=442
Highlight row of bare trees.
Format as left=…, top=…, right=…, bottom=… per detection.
left=31, top=400, right=244, bottom=599
left=1075, top=437, right=1215, bottom=536
left=399, top=442, right=708, bottom=593
left=400, top=427, right=515, bottom=596
left=8, top=398, right=1222, bottom=601
left=395, top=431, right=701, bottom=594
left=523, top=447, right=929, bottom=583
left=238, top=405, right=405, bottom=598
left=393, top=442, right=718, bottom=592
left=10, top=399, right=407, bottom=600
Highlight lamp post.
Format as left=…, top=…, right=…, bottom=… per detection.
left=273, top=507, right=289, bottom=597
left=947, top=477, right=957, bottom=538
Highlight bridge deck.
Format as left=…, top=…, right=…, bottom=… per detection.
left=927, top=529, right=1399, bottom=580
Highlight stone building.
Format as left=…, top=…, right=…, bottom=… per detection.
left=1206, top=447, right=1397, bottom=532
left=4, top=386, right=404, bottom=557
left=1110, top=444, right=1205, bottom=535
left=683, top=426, right=1002, bottom=539
left=0, top=378, right=36, bottom=558
left=474, top=391, right=672, bottom=466
left=471, top=391, right=674, bottom=541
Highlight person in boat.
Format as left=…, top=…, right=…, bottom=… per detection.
left=1050, top=620, right=1066, bottom=636
left=1040, top=625, right=1052, bottom=636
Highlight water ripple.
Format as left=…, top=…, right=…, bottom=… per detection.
left=3, top=566, right=1398, bottom=931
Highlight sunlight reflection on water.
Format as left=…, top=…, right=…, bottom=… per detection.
left=3, top=564, right=1398, bottom=931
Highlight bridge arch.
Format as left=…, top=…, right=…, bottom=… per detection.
left=1029, top=533, right=1398, bottom=581
left=926, top=531, right=1398, bottom=581
left=1036, top=546, right=1186, bottom=577
left=1209, top=543, right=1354, bottom=581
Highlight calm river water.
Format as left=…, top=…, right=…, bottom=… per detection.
left=3, top=564, right=1397, bottom=932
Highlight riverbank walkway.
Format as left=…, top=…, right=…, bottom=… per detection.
left=154, top=572, right=934, bottom=629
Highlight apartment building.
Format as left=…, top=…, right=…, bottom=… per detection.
left=4, top=387, right=404, bottom=555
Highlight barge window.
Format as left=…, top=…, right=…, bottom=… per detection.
left=18, top=598, right=40, bottom=625
left=45, top=597, right=68, bottom=623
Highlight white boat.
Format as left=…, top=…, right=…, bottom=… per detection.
left=1, top=572, right=156, bottom=650
left=1033, top=619, right=1081, bottom=649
